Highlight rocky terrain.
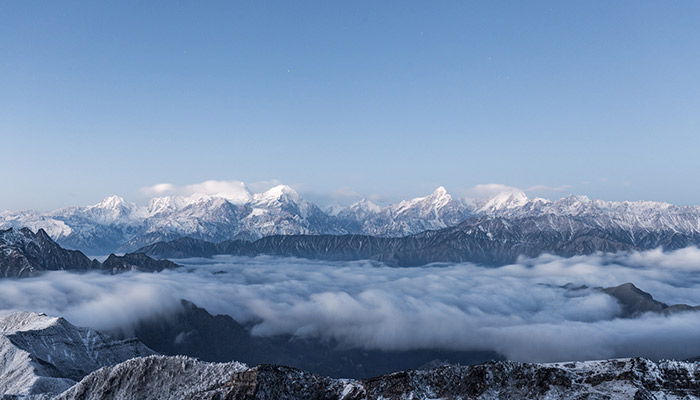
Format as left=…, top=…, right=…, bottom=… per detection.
left=52, top=355, right=700, bottom=400
left=0, top=311, right=153, bottom=398
left=600, top=282, right=700, bottom=318
left=0, top=227, right=180, bottom=278
left=4, top=185, right=700, bottom=256
left=138, top=212, right=700, bottom=266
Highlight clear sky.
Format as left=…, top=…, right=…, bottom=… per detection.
left=1, top=1, right=699, bottom=211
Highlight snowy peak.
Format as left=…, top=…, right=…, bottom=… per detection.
left=478, top=190, right=529, bottom=213
left=425, top=186, right=452, bottom=209
left=7, top=181, right=700, bottom=254
left=251, top=185, right=312, bottom=217
left=255, top=185, right=301, bottom=203
left=146, top=196, right=188, bottom=215
left=90, top=195, right=134, bottom=213
left=349, top=198, right=382, bottom=214
left=0, top=311, right=62, bottom=335
left=86, top=195, right=138, bottom=223
left=394, top=186, right=455, bottom=215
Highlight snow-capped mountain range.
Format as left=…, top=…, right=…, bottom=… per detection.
left=2, top=184, right=700, bottom=254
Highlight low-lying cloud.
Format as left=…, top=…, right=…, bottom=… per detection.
left=2, top=248, right=700, bottom=363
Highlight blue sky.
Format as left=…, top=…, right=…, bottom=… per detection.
left=1, top=1, right=699, bottom=210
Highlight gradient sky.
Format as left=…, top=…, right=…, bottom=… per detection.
left=1, top=1, right=699, bottom=211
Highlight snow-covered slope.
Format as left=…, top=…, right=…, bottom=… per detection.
left=0, top=311, right=154, bottom=397
left=54, top=356, right=247, bottom=400
left=3, top=184, right=700, bottom=255
left=52, top=355, right=700, bottom=400
left=338, top=186, right=474, bottom=236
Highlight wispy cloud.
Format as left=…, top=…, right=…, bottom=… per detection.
left=526, top=184, right=573, bottom=193
left=462, top=183, right=524, bottom=201
left=2, top=249, right=700, bottom=362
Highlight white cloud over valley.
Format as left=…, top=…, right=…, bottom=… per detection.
left=1, top=249, right=700, bottom=362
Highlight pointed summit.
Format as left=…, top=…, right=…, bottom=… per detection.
left=92, top=195, right=131, bottom=211
left=433, top=186, right=448, bottom=196
left=426, top=186, right=452, bottom=208
left=352, top=198, right=381, bottom=213
left=257, top=185, right=301, bottom=203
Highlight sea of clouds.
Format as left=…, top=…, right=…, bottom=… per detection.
left=2, top=248, right=700, bottom=362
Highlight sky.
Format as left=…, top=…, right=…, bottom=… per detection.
left=1, top=1, right=699, bottom=211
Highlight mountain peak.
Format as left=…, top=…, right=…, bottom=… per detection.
left=394, top=187, right=454, bottom=215
left=258, top=185, right=301, bottom=202
left=0, top=311, right=61, bottom=335
left=92, top=195, right=130, bottom=210
left=479, top=190, right=529, bottom=213
left=347, top=198, right=381, bottom=213
left=432, top=186, right=448, bottom=196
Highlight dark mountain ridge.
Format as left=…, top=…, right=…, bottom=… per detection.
left=137, top=214, right=700, bottom=266
left=0, top=227, right=180, bottom=278
left=132, top=299, right=499, bottom=379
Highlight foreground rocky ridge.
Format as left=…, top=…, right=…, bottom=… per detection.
left=53, top=355, right=700, bottom=400
left=4, top=185, right=700, bottom=255
left=0, top=227, right=180, bottom=278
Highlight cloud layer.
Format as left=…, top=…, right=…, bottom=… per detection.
left=2, top=249, right=700, bottom=362
left=140, top=180, right=254, bottom=203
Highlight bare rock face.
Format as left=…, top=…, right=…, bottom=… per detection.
left=0, top=227, right=181, bottom=279
left=600, top=282, right=700, bottom=318
left=0, top=228, right=95, bottom=278
left=53, top=356, right=700, bottom=400
left=133, top=300, right=498, bottom=379
left=98, top=252, right=181, bottom=274
left=0, top=311, right=154, bottom=397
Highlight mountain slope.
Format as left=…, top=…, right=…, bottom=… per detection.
left=0, top=311, right=154, bottom=397
left=133, top=300, right=499, bottom=379
left=5, top=186, right=700, bottom=256
left=137, top=212, right=700, bottom=266
left=0, top=227, right=181, bottom=278
left=54, top=355, right=700, bottom=400
left=0, top=227, right=96, bottom=278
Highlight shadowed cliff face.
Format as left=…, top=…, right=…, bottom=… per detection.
left=133, top=300, right=500, bottom=379
left=0, top=227, right=180, bottom=278
left=0, top=227, right=96, bottom=278
left=131, top=281, right=700, bottom=380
